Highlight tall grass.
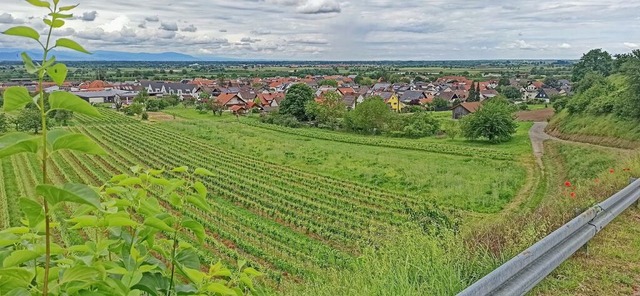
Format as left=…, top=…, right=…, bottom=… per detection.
left=547, top=110, right=640, bottom=148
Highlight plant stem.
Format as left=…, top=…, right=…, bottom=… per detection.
left=168, top=230, right=179, bottom=296
left=40, top=6, right=56, bottom=295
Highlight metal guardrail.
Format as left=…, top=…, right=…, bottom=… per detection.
left=458, top=178, right=640, bottom=296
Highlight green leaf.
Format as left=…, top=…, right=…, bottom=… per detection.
left=171, top=166, right=188, bottom=173
left=193, top=181, right=207, bottom=199
left=55, top=38, right=90, bottom=54
left=118, top=177, right=142, bottom=186
left=48, top=91, right=101, bottom=117
left=36, top=183, right=102, bottom=209
left=2, top=26, right=40, bottom=42
left=0, top=133, right=39, bottom=159
left=194, top=168, right=214, bottom=177
left=205, top=283, right=236, bottom=295
left=43, top=18, right=65, bottom=28
left=49, top=12, right=73, bottom=19
left=5, top=288, right=31, bottom=296
left=176, top=249, right=200, bottom=269
left=20, top=52, right=38, bottom=74
left=2, top=86, right=33, bottom=112
left=3, top=250, right=40, bottom=267
left=67, top=215, right=98, bottom=229
left=106, top=215, right=137, bottom=227
left=181, top=219, right=205, bottom=244
left=59, top=4, right=79, bottom=11
left=0, top=268, right=34, bottom=290
left=186, top=195, right=211, bottom=212
left=143, top=217, right=175, bottom=232
left=46, top=63, right=67, bottom=86
left=19, top=198, right=45, bottom=227
left=243, top=267, right=263, bottom=277
left=42, top=56, right=56, bottom=68
left=51, top=132, right=106, bottom=155
left=240, top=274, right=255, bottom=291
left=59, top=265, right=100, bottom=285
left=26, top=0, right=50, bottom=8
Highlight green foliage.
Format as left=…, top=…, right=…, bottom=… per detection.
left=344, top=96, right=391, bottom=134
left=0, top=113, right=7, bottom=134
left=141, top=111, right=149, bottom=120
left=443, top=120, right=460, bottom=140
left=305, top=91, right=345, bottom=129
left=395, top=113, right=441, bottom=138
left=501, top=86, right=522, bottom=100
left=279, top=83, right=315, bottom=121
left=432, top=98, right=449, bottom=110
left=467, top=81, right=480, bottom=102
left=317, top=79, right=338, bottom=87
left=259, top=112, right=301, bottom=128
left=460, top=99, right=518, bottom=143
left=0, top=1, right=259, bottom=295
left=572, top=48, right=613, bottom=82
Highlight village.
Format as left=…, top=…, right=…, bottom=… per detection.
left=0, top=73, right=572, bottom=119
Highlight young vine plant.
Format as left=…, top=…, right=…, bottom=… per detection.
left=0, top=0, right=261, bottom=295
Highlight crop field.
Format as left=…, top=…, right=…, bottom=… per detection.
left=0, top=108, right=533, bottom=291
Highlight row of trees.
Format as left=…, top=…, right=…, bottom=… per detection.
left=270, top=83, right=518, bottom=142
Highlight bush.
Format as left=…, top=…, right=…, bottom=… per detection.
left=553, top=97, right=568, bottom=112
left=260, top=113, right=301, bottom=128
left=460, top=99, right=518, bottom=143
left=400, top=113, right=441, bottom=138
left=141, top=111, right=149, bottom=120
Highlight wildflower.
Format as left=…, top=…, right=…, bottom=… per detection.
left=564, top=181, right=572, bottom=187
left=594, top=178, right=600, bottom=184
left=609, top=168, right=615, bottom=174
left=570, top=192, right=576, bottom=199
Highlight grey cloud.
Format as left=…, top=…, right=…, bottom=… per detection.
left=160, top=22, right=179, bottom=31
left=241, top=37, right=261, bottom=43
left=0, top=13, right=23, bottom=24
left=297, top=0, right=341, bottom=14
left=145, top=16, right=160, bottom=22
left=219, top=29, right=227, bottom=32
left=80, top=11, right=98, bottom=21
left=182, top=24, right=198, bottom=32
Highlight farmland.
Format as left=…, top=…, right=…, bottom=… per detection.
left=0, top=107, right=529, bottom=291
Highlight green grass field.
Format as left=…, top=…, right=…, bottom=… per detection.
left=162, top=108, right=530, bottom=213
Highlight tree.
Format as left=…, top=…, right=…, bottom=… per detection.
left=467, top=81, right=480, bottom=102
left=134, top=88, right=149, bottom=104
left=305, top=91, right=345, bottom=129
left=52, top=110, right=72, bottom=126
left=432, top=98, right=449, bottom=111
left=280, top=83, right=315, bottom=121
left=206, top=99, right=224, bottom=116
left=501, top=86, right=522, bottom=100
left=572, top=49, right=613, bottom=82
left=543, top=76, right=559, bottom=88
left=344, top=96, right=391, bottom=134
left=16, top=108, right=43, bottom=134
left=498, top=77, right=511, bottom=86
left=0, top=113, right=7, bottom=134
left=460, top=99, right=518, bottom=143
left=318, top=79, right=339, bottom=87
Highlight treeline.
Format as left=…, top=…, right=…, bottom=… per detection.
left=555, top=49, right=640, bottom=119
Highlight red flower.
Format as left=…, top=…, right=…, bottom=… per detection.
left=564, top=181, right=572, bottom=187
left=570, top=192, right=576, bottom=199
left=594, top=178, right=600, bottom=184
left=609, top=169, right=615, bottom=174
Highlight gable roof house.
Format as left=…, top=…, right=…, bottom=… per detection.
left=216, top=93, right=247, bottom=109
left=399, top=90, right=426, bottom=105
left=452, top=102, right=482, bottom=119
left=480, top=89, right=499, bottom=100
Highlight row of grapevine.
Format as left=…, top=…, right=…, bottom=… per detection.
left=0, top=161, right=9, bottom=229
left=242, top=119, right=516, bottom=161
left=73, top=107, right=139, bottom=125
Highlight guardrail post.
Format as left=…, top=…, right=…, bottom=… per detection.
left=631, top=178, right=639, bottom=209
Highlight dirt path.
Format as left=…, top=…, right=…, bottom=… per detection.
left=529, top=122, right=632, bottom=169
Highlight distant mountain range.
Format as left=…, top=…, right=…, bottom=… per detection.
left=0, top=49, right=236, bottom=62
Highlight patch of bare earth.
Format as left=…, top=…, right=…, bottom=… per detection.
left=517, top=108, right=555, bottom=122
left=147, top=112, right=181, bottom=123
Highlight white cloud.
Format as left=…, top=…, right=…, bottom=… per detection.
left=1, top=0, right=639, bottom=59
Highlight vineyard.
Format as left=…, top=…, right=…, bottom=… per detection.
left=242, top=119, right=517, bottom=161
left=1, top=109, right=450, bottom=285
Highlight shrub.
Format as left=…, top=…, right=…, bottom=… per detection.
left=260, top=112, right=301, bottom=128
left=460, top=99, right=518, bottom=143
left=141, top=111, right=149, bottom=120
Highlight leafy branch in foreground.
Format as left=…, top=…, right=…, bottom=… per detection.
left=0, top=0, right=261, bottom=295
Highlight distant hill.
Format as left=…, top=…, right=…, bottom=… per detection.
left=0, top=49, right=235, bottom=62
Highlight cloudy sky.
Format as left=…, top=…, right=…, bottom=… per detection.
left=1, top=0, right=639, bottom=60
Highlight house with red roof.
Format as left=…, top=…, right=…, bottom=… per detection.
left=216, top=93, right=246, bottom=109
left=452, top=102, right=482, bottom=119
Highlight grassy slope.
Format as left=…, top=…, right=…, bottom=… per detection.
left=531, top=142, right=639, bottom=295
left=547, top=110, right=640, bottom=148
left=161, top=108, right=529, bottom=213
